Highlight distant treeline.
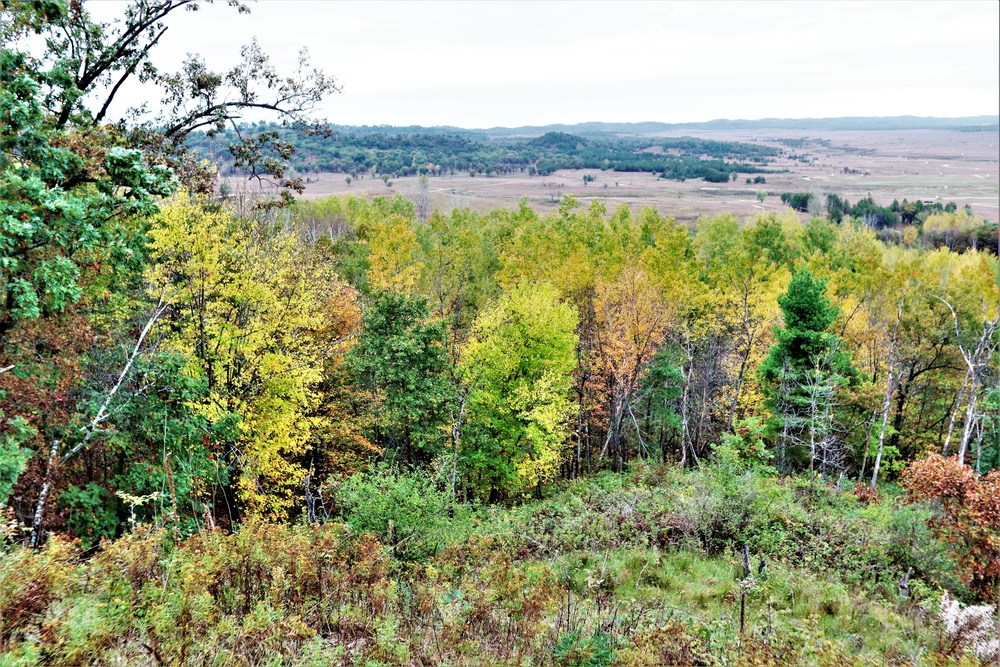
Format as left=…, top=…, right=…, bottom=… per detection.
left=780, top=192, right=998, bottom=254
left=185, top=125, right=781, bottom=182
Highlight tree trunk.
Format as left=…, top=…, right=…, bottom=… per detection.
left=957, top=374, right=980, bottom=466
left=679, top=360, right=692, bottom=468
left=871, top=308, right=902, bottom=487
left=942, top=369, right=972, bottom=456
left=871, top=366, right=899, bottom=488
left=29, top=440, right=60, bottom=548
left=727, top=333, right=755, bottom=432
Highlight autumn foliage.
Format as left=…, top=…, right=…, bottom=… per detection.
left=902, top=453, right=1000, bottom=601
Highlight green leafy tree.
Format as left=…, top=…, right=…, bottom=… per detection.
left=460, top=283, right=578, bottom=499
left=0, top=43, right=175, bottom=336
left=348, top=292, right=452, bottom=463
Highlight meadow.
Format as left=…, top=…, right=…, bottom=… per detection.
left=284, top=128, right=999, bottom=225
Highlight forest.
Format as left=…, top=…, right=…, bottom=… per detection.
left=2, top=1, right=1000, bottom=665
left=185, top=124, right=779, bottom=180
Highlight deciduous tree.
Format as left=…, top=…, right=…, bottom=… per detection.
left=460, top=283, right=578, bottom=498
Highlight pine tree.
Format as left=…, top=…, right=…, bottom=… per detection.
left=759, top=269, right=854, bottom=475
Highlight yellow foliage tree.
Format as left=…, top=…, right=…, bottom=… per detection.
left=366, top=214, right=424, bottom=293
left=459, top=283, right=578, bottom=497
left=146, top=196, right=363, bottom=520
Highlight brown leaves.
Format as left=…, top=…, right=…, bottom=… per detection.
left=902, top=453, right=1000, bottom=601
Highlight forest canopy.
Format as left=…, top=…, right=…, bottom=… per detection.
left=184, top=122, right=781, bottom=180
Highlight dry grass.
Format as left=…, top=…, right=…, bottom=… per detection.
left=254, top=128, right=1000, bottom=227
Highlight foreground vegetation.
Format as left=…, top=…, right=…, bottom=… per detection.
left=3, top=459, right=999, bottom=666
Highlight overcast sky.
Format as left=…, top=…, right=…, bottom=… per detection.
left=88, top=0, right=1000, bottom=128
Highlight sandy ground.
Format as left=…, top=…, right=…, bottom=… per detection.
left=238, top=128, right=1000, bottom=225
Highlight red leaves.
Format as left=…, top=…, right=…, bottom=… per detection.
left=902, top=453, right=1000, bottom=601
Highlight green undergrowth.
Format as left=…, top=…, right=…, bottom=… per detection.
left=0, top=458, right=989, bottom=666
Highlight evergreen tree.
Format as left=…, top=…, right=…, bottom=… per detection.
left=759, top=269, right=854, bottom=474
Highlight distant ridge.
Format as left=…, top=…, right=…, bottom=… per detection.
left=313, top=116, right=999, bottom=138
left=480, top=115, right=1000, bottom=136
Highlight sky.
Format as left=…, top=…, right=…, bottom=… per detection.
left=87, top=0, right=1000, bottom=129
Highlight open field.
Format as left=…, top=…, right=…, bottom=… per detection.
left=283, top=128, right=999, bottom=225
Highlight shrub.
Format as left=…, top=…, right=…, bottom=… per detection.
left=333, top=463, right=468, bottom=561
left=0, top=538, right=74, bottom=650
left=902, top=454, right=1000, bottom=602
left=937, top=591, right=1000, bottom=662
left=552, top=629, right=615, bottom=667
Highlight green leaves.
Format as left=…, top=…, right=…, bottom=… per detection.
left=460, top=282, right=578, bottom=497
left=761, top=269, right=847, bottom=377
left=0, top=44, right=175, bottom=331
left=347, top=291, right=451, bottom=460
left=334, top=463, right=466, bottom=561
left=0, top=415, right=35, bottom=506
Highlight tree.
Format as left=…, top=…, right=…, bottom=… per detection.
left=415, top=173, right=431, bottom=221
left=460, top=283, right=578, bottom=499
left=0, top=417, right=33, bottom=507
left=3, top=1, right=337, bottom=207
left=937, top=289, right=1000, bottom=465
left=591, top=267, right=668, bottom=471
left=5, top=0, right=337, bottom=200
left=1, top=0, right=340, bottom=539
left=696, top=215, right=791, bottom=433
left=759, top=269, right=854, bottom=475
left=869, top=301, right=904, bottom=488
left=347, top=292, right=451, bottom=463
left=365, top=214, right=424, bottom=293
left=55, top=350, right=230, bottom=545
left=146, top=196, right=360, bottom=520
left=1, top=37, right=175, bottom=338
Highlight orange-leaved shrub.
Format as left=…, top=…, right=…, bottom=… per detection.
left=902, top=453, right=1000, bottom=602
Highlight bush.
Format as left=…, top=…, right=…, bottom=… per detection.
left=0, top=538, right=74, bottom=650
left=0, top=466, right=971, bottom=664
left=903, top=454, right=1000, bottom=601
left=334, top=463, right=470, bottom=561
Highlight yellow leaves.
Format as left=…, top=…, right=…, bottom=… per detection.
left=146, top=195, right=362, bottom=520
left=923, top=211, right=983, bottom=237
left=919, top=247, right=999, bottom=319
left=593, top=265, right=666, bottom=391
left=366, top=214, right=423, bottom=293
left=497, top=217, right=596, bottom=304
left=510, top=371, right=571, bottom=487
